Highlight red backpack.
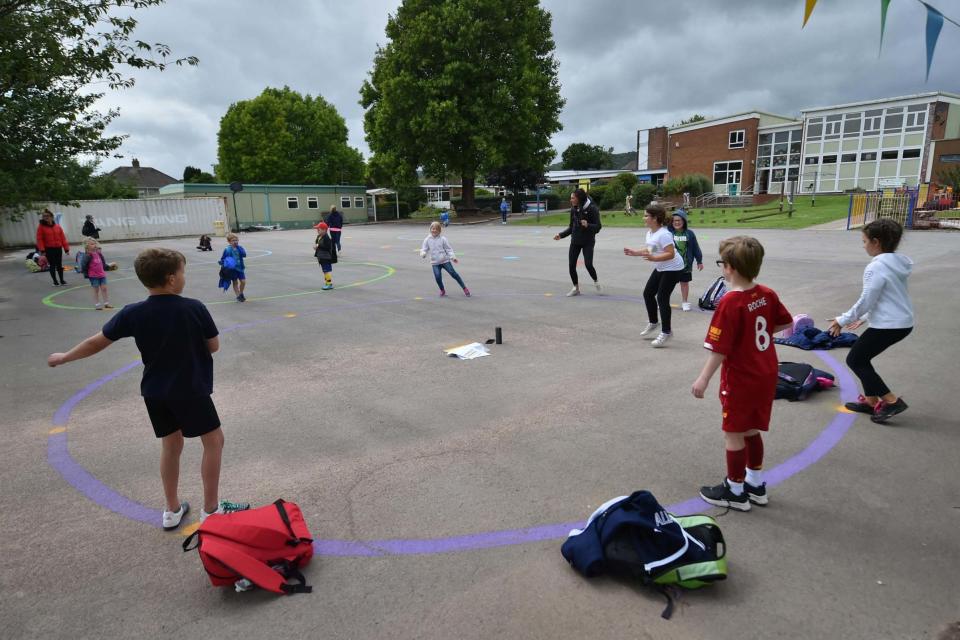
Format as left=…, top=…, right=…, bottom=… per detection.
left=182, top=499, right=314, bottom=594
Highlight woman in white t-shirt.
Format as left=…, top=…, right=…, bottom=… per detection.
left=623, top=203, right=686, bottom=348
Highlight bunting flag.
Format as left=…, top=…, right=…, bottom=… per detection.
left=879, top=0, right=892, bottom=53
left=802, top=0, right=818, bottom=27
left=923, top=1, right=944, bottom=80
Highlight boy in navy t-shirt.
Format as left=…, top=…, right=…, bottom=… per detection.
left=48, top=248, right=246, bottom=530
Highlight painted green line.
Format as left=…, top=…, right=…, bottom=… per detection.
left=41, top=262, right=396, bottom=311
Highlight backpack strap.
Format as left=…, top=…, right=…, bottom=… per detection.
left=201, top=537, right=312, bottom=594
left=273, top=499, right=313, bottom=545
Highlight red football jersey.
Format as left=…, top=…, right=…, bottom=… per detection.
left=704, top=284, right=792, bottom=385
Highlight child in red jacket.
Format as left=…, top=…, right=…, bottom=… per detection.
left=36, top=209, right=70, bottom=286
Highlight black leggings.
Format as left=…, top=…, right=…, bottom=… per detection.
left=46, top=247, right=65, bottom=284
left=643, top=269, right=682, bottom=333
left=845, top=327, right=912, bottom=397
left=568, top=243, right=597, bottom=286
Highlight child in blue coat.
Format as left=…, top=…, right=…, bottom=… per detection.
left=671, top=209, right=703, bottom=311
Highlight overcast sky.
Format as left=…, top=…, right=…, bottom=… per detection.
left=93, top=0, right=960, bottom=179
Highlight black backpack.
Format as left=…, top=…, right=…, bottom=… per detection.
left=698, top=276, right=727, bottom=310
left=561, top=491, right=727, bottom=619
left=775, top=362, right=834, bottom=401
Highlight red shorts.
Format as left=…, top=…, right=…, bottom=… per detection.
left=719, top=378, right=775, bottom=433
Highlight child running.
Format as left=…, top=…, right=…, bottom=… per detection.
left=313, top=221, right=337, bottom=290
left=828, top=218, right=913, bottom=423
left=80, top=238, right=113, bottom=311
left=420, top=221, right=470, bottom=297
left=219, top=232, right=247, bottom=302
left=671, top=209, right=704, bottom=311
left=47, top=248, right=247, bottom=530
left=691, top=236, right=793, bottom=511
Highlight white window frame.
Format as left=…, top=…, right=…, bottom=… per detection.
left=286, top=197, right=299, bottom=209
left=713, top=160, right=743, bottom=190
left=340, top=196, right=351, bottom=209
left=354, top=196, right=364, bottom=209
left=863, top=110, right=882, bottom=134
left=307, top=197, right=319, bottom=209
left=728, top=129, right=745, bottom=149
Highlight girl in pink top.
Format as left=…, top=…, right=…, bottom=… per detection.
left=81, top=238, right=113, bottom=310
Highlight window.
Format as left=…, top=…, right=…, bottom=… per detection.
left=822, top=155, right=837, bottom=164
left=772, top=168, right=785, bottom=182
left=902, top=148, right=921, bottom=159
left=860, top=152, right=877, bottom=161
left=843, top=115, right=861, bottom=137
left=286, top=197, right=299, bottom=209
left=789, top=153, right=801, bottom=166
left=774, top=131, right=789, bottom=144
left=340, top=196, right=351, bottom=208
left=758, top=144, right=772, bottom=157
left=713, top=160, right=742, bottom=186
left=905, top=105, right=927, bottom=131
left=787, top=167, right=800, bottom=181
left=841, top=153, right=857, bottom=163
left=880, top=150, right=898, bottom=160
left=939, top=154, right=960, bottom=163
left=774, top=142, right=788, bottom=155
left=354, top=196, right=364, bottom=208
left=824, top=115, right=842, bottom=139
left=883, top=107, right=903, bottom=133
left=759, top=133, right=773, bottom=145
left=729, top=129, right=745, bottom=149
left=804, top=156, right=819, bottom=165
left=806, top=117, right=823, bottom=139
left=757, top=157, right=771, bottom=168
left=307, top=197, right=319, bottom=209
left=790, top=141, right=801, bottom=154
left=863, top=109, right=882, bottom=134
left=773, top=154, right=787, bottom=167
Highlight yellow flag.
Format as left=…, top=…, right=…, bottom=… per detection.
left=802, top=0, right=818, bottom=27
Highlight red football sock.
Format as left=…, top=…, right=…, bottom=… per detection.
left=745, top=433, right=764, bottom=470
left=725, top=447, right=747, bottom=484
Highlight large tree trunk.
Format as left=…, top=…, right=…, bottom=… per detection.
left=460, top=174, right=475, bottom=209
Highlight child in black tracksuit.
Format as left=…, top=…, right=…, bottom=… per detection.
left=313, top=222, right=337, bottom=290
left=671, top=209, right=703, bottom=311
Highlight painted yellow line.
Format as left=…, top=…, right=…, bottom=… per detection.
left=837, top=405, right=854, bottom=414
left=49, top=427, right=67, bottom=435
left=544, top=293, right=554, bottom=297
left=414, top=297, right=424, bottom=300
left=284, top=312, right=297, bottom=318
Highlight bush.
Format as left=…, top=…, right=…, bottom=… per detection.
left=613, top=172, right=638, bottom=192
left=663, top=173, right=712, bottom=197
left=587, top=184, right=607, bottom=208
left=601, top=183, right=627, bottom=210
left=631, top=183, right=658, bottom=208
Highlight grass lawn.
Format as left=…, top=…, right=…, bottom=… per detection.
left=512, top=195, right=851, bottom=230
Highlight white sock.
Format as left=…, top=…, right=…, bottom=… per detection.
left=727, top=479, right=745, bottom=496
left=745, top=468, right=763, bottom=486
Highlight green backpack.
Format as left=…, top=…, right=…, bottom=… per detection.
left=649, top=514, right=728, bottom=589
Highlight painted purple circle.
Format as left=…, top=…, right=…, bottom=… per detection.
left=47, top=294, right=858, bottom=556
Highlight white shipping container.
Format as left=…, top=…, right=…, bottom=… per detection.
left=0, top=198, right=227, bottom=248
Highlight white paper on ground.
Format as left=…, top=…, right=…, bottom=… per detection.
left=443, top=342, right=490, bottom=360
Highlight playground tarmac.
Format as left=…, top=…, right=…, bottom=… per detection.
left=0, top=222, right=957, bottom=640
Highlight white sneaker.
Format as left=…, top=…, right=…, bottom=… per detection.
left=681, top=302, right=691, bottom=312
left=594, top=281, right=602, bottom=293
left=566, top=286, right=580, bottom=297
left=162, top=502, right=189, bottom=531
left=651, top=332, right=671, bottom=348
left=639, top=322, right=660, bottom=337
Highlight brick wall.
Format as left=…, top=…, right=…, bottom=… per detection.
left=667, top=118, right=759, bottom=190
left=647, top=127, right=668, bottom=170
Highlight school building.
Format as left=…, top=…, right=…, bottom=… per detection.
left=157, top=183, right=369, bottom=230
left=643, top=90, right=960, bottom=196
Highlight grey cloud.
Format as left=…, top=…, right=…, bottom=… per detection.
left=92, top=0, right=960, bottom=178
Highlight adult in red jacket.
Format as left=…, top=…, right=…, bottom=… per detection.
left=36, top=209, right=70, bottom=286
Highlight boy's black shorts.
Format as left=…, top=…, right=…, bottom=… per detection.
left=144, top=395, right=221, bottom=438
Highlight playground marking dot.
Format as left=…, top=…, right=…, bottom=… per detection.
left=503, top=256, right=520, bottom=260
left=380, top=245, right=392, bottom=249
left=414, top=297, right=424, bottom=301
left=49, top=427, right=66, bottom=435
left=837, top=405, right=854, bottom=413
left=284, top=313, right=297, bottom=318
left=544, top=293, right=554, bottom=297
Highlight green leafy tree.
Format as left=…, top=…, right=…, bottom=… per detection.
left=217, top=86, right=365, bottom=185
left=561, top=143, right=613, bottom=170
left=183, top=166, right=216, bottom=183
left=0, top=0, right=197, bottom=215
left=360, top=0, right=563, bottom=209
left=678, top=114, right=707, bottom=125
left=183, top=166, right=202, bottom=182
left=612, top=172, right=638, bottom=192
left=484, top=165, right=545, bottom=212
left=631, top=183, right=658, bottom=208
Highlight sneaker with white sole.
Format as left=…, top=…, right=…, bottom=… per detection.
left=651, top=332, right=671, bottom=348
left=699, top=479, right=751, bottom=511
left=639, top=322, right=660, bottom=337
left=681, top=302, right=692, bottom=311
left=745, top=481, right=768, bottom=506
left=200, top=499, right=251, bottom=522
left=566, top=286, right=580, bottom=297
left=594, top=281, right=602, bottom=293
left=162, top=501, right=190, bottom=530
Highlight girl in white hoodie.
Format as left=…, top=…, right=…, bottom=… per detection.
left=828, top=219, right=913, bottom=423
left=420, top=222, right=470, bottom=297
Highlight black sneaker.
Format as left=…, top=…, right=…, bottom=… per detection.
left=699, top=479, right=751, bottom=511
left=871, top=398, right=908, bottom=423
left=845, top=395, right=878, bottom=415
left=745, top=481, right=768, bottom=506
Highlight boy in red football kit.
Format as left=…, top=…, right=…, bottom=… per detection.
left=691, top=236, right=793, bottom=511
